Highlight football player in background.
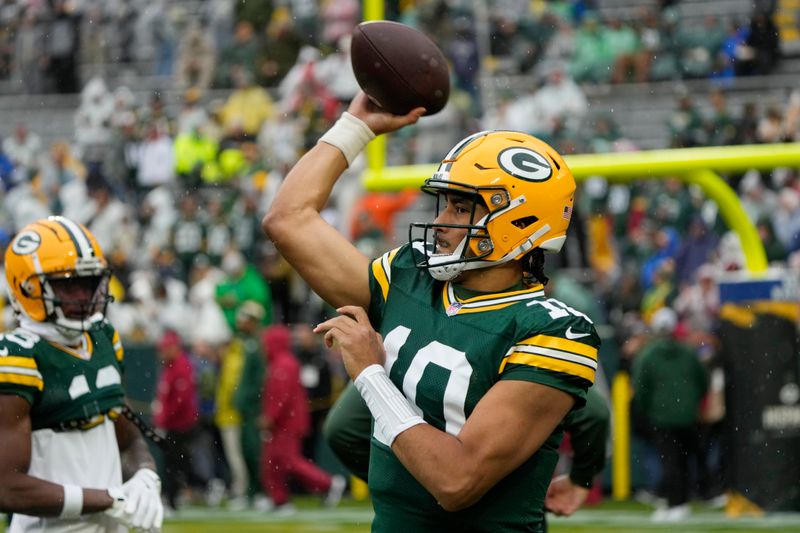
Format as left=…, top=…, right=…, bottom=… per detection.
left=263, top=91, right=600, bottom=532
left=0, top=216, right=163, bottom=532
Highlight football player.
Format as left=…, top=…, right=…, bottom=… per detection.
left=263, top=92, right=599, bottom=532
left=0, top=216, right=163, bottom=532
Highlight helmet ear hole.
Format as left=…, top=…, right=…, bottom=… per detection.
left=512, top=216, right=539, bottom=230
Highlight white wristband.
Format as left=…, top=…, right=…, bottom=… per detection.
left=318, top=112, right=376, bottom=166
left=60, top=484, right=83, bottom=518
left=354, top=364, right=426, bottom=445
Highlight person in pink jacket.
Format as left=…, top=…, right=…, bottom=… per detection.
left=153, top=330, right=201, bottom=509
left=259, top=325, right=345, bottom=512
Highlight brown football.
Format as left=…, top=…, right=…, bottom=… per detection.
left=350, top=20, right=450, bottom=116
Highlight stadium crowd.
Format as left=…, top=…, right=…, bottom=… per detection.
left=0, top=0, right=798, bottom=519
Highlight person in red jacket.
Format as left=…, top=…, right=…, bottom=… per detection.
left=259, top=325, right=345, bottom=513
left=153, top=330, right=202, bottom=509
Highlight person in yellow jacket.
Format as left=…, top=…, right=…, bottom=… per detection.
left=220, top=69, right=274, bottom=137
left=215, top=330, right=249, bottom=509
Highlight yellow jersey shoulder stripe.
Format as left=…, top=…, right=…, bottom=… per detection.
left=0, top=371, right=44, bottom=390
left=498, top=352, right=595, bottom=382
left=0, top=356, right=38, bottom=370
left=371, top=247, right=401, bottom=302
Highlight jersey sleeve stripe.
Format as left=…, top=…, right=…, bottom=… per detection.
left=372, top=247, right=401, bottom=302
left=0, top=366, right=43, bottom=378
left=112, top=331, right=124, bottom=361
left=0, top=356, right=39, bottom=370
left=0, top=371, right=44, bottom=390
left=498, top=353, right=596, bottom=382
left=372, top=257, right=390, bottom=301
left=517, top=334, right=598, bottom=359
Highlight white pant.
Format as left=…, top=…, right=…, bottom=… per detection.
left=219, top=425, right=248, bottom=498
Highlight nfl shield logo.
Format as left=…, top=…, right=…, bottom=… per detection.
left=446, top=302, right=462, bottom=316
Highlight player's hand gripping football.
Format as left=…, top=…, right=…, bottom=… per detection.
left=106, top=468, right=164, bottom=531
left=314, top=305, right=386, bottom=380
left=347, top=91, right=426, bottom=137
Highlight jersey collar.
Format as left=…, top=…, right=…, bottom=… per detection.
left=442, top=282, right=545, bottom=316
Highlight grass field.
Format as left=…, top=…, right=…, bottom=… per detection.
left=5, top=499, right=800, bottom=532
left=115, top=499, right=800, bottom=533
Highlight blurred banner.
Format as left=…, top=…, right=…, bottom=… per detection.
left=718, top=270, right=800, bottom=511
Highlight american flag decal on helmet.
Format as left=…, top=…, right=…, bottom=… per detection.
left=563, top=205, right=573, bottom=220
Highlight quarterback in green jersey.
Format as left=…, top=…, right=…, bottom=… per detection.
left=264, top=92, right=598, bottom=532
left=0, top=217, right=163, bottom=532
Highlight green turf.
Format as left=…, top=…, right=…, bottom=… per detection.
left=4, top=499, right=800, bottom=532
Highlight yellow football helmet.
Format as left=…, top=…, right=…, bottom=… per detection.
left=410, top=130, right=575, bottom=281
left=5, top=216, right=111, bottom=332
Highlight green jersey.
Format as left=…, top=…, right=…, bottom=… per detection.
left=366, top=244, right=599, bottom=532
left=1, top=321, right=127, bottom=533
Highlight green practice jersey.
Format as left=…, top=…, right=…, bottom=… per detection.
left=0, top=321, right=125, bottom=430
left=366, top=244, right=599, bottom=532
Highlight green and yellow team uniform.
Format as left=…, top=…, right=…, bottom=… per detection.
left=0, top=321, right=127, bottom=533
left=366, top=244, right=599, bottom=532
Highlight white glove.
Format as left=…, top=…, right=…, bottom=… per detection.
left=106, top=468, right=164, bottom=531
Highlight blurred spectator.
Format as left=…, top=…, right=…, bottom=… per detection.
left=38, top=141, right=86, bottom=215
left=233, top=301, right=268, bottom=509
left=704, top=89, right=737, bottom=146
left=737, top=12, right=780, bottom=76
left=293, top=323, right=334, bottom=461
left=235, top=0, right=274, bottom=30
left=320, top=0, right=358, bottom=46
left=755, top=216, right=787, bottom=262
left=80, top=2, right=108, bottom=71
left=314, top=35, right=359, bottom=105
left=446, top=16, right=480, bottom=103
left=205, top=195, right=234, bottom=266
left=632, top=308, right=707, bottom=522
left=216, top=20, right=260, bottom=89
left=738, top=170, right=777, bottom=224
left=717, top=19, right=748, bottom=80
left=46, top=0, right=80, bottom=93
left=153, top=330, right=204, bottom=510
left=668, top=92, right=705, bottom=147
left=256, top=7, right=303, bottom=87
left=2, top=123, right=41, bottom=181
left=170, top=193, right=206, bottom=278
left=13, top=8, right=47, bottom=94
left=756, top=105, right=786, bottom=143
left=84, top=172, right=138, bottom=263
left=73, top=77, right=114, bottom=162
left=607, top=16, right=642, bottom=84
left=220, top=69, right=275, bottom=137
left=674, top=217, right=718, bottom=287
left=215, top=248, right=273, bottom=331
left=259, top=325, right=345, bottom=512
left=771, top=188, right=800, bottom=252
left=137, top=120, right=175, bottom=193
left=175, top=19, right=216, bottom=90
left=570, top=13, right=609, bottom=83
left=677, top=15, right=726, bottom=79
left=174, top=120, right=218, bottom=189
left=230, top=189, right=266, bottom=261
left=187, top=253, right=232, bottom=345
left=215, top=321, right=250, bottom=510
left=177, top=88, right=210, bottom=135
left=674, top=263, right=720, bottom=334
left=734, top=101, right=760, bottom=144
